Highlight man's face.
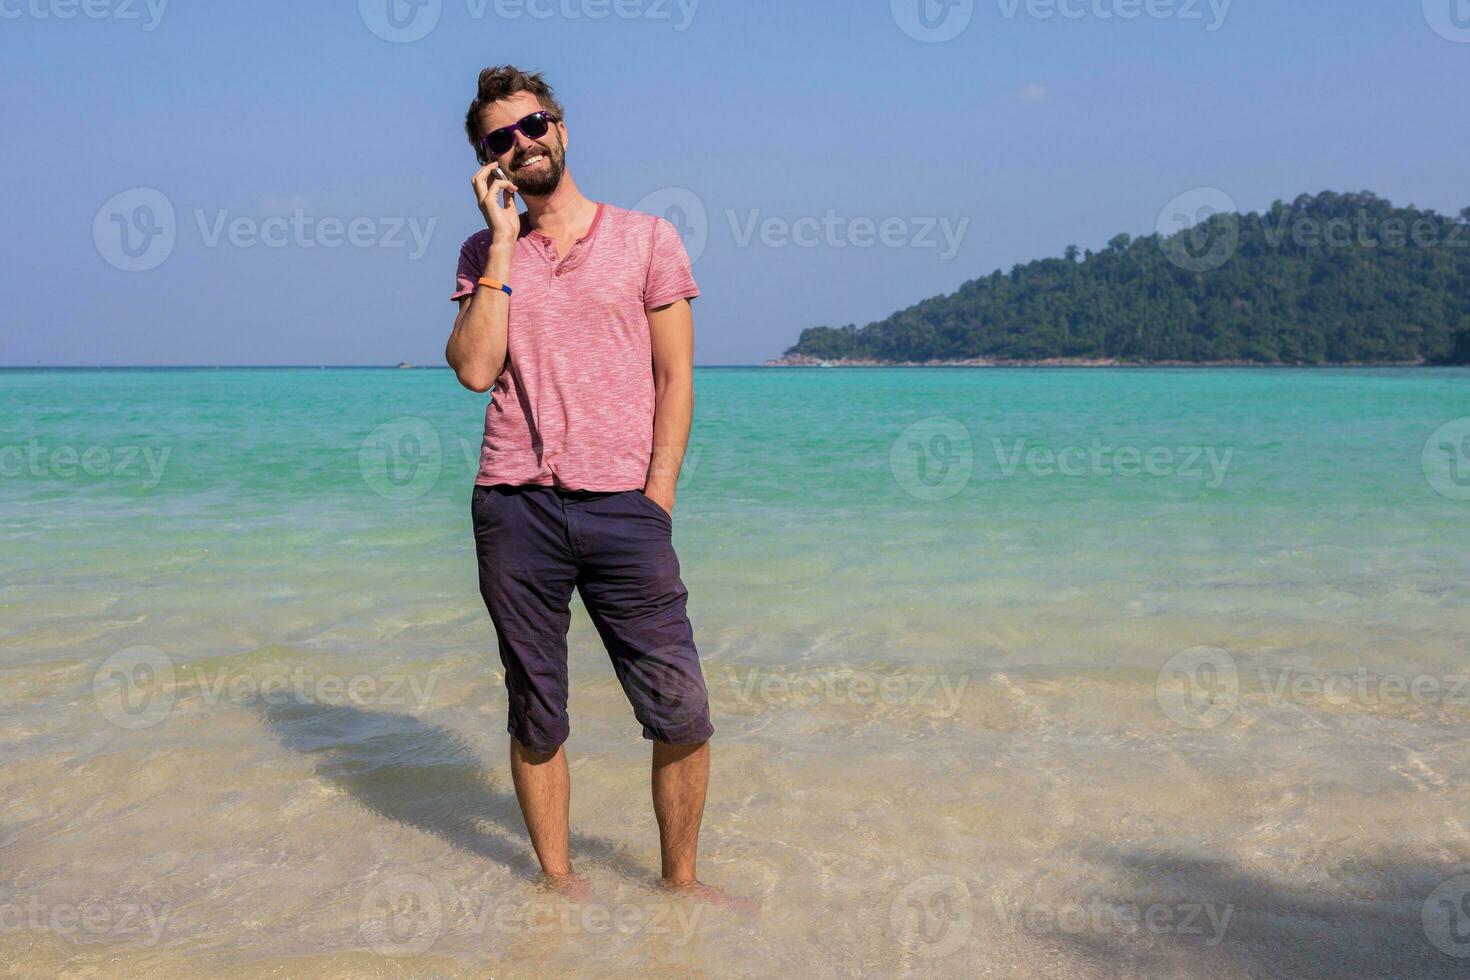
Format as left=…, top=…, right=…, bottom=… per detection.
left=477, top=91, right=566, bottom=197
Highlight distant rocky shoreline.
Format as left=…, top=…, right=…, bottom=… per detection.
left=761, top=354, right=1431, bottom=368
left=775, top=193, right=1470, bottom=368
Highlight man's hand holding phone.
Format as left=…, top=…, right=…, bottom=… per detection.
left=447, top=163, right=517, bottom=393
left=472, top=163, right=520, bottom=244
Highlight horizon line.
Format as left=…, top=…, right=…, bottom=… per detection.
left=0, top=363, right=772, bottom=370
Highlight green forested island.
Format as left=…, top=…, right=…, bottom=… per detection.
left=775, top=192, right=1470, bottom=365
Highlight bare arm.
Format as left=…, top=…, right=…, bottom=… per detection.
left=446, top=244, right=513, bottom=392
left=643, top=298, right=695, bottom=517
left=446, top=165, right=520, bottom=393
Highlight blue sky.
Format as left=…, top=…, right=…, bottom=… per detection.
left=3, top=0, right=1468, bottom=365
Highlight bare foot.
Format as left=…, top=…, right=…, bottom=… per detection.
left=658, top=878, right=762, bottom=914
left=538, top=870, right=596, bottom=901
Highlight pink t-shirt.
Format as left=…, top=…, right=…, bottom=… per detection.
left=452, top=203, right=699, bottom=491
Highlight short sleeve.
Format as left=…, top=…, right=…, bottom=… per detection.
left=643, top=216, right=700, bottom=311
left=451, top=231, right=490, bottom=302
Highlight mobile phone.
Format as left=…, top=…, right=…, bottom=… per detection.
left=485, top=164, right=514, bottom=209
left=498, top=166, right=519, bottom=209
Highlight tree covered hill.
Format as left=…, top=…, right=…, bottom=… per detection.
left=779, top=192, right=1470, bottom=365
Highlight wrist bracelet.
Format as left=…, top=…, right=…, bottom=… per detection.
left=477, top=277, right=512, bottom=297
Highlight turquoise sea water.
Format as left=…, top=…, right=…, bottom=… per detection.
left=2, top=366, right=1469, bottom=977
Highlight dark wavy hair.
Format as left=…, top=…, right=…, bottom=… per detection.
left=464, top=65, right=565, bottom=162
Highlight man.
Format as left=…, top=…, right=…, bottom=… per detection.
left=445, top=65, right=714, bottom=893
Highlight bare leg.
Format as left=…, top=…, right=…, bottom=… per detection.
left=509, top=737, right=572, bottom=878
left=652, top=740, right=709, bottom=884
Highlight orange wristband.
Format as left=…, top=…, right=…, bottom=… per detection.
left=477, top=277, right=512, bottom=296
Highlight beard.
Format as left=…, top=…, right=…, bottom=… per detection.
left=510, top=137, right=565, bottom=197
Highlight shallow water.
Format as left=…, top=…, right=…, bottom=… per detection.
left=3, top=366, right=1469, bottom=977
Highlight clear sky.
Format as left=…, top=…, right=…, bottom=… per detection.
left=3, top=0, right=1468, bottom=366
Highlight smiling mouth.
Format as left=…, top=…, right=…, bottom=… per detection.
left=515, top=154, right=547, bottom=168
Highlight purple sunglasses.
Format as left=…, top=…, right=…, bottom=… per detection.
left=478, top=110, right=558, bottom=161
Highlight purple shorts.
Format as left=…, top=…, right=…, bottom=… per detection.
left=471, top=483, right=714, bottom=753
